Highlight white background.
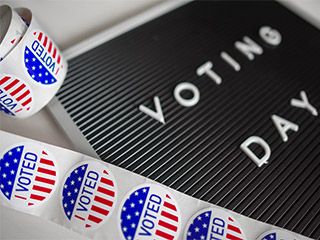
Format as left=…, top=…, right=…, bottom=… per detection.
left=0, top=0, right=320, bottom=239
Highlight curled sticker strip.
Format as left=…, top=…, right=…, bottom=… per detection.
left=0, top=5, right=67, bottom=118
left=0, top=131, right=311, bottom=239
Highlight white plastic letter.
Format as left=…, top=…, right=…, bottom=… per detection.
left=235, top=36, right=263, bottom=60
left=271, top=114, right=299, bottom=142
left=196, top=61, right=222, bottom=85
left=220, top=51, right=241, bottom=71
left=291, top=90, right=318, bottom=116
left=240, top=136, right=271, bottom=167
left=259, top=26, right=282, bottom=46
left=139, top=96, right=165, bottom=124
left=174, top=82, right=200, bottom=107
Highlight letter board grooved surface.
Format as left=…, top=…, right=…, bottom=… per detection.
left=54, top=1, right=320, bottom=238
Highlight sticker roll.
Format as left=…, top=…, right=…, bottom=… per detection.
left=0, top=5, right=67, bottom=118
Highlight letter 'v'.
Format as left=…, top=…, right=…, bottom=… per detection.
left=139, top=96, right=165, bottom=124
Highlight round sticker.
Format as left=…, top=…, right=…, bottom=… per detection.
left=185, top=207, right=245, bottom=240
left=23, top=30, right=64, bottom=85
left=0, top=74, right=33, bottom=117
left=119, top=183, right=181, bottom=240
left=0, top=142, right=58, bottom=208
left=61, top=161, right=117, bottom=230
left=256, top=230, right=300, bottom=240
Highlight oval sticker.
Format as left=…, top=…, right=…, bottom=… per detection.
left=0, top=142, right=58, bottom=208
left=119, top=183, right=181, bottom=240
left=61, top=161, right=117, bottom=230
left=24, top=30, right=64, bottom=85
left=0, top=74, right=33, bottom=117
left=185, top=207, right=246, bottom=240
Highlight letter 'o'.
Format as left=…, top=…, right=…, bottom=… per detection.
left=174, top=82, right=200, bottom=107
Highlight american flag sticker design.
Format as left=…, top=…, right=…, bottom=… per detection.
left=120, top=184, right=181, bottom=240
left=185, top=208, right=245, bottom=240
left=24, top=30, right=64, bottom=85
left=257, top=230, right=300, bottom=240
left=0, top=74, right=33, bottom=117
left=61, top=161, right=117, bottom=230
left=0, top=143, right=57, bottom=208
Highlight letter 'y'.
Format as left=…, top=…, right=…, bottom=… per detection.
left=291, top=90, right=318, bottom=116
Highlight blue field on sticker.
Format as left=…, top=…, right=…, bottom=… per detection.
left=121, top=187, right=149, bottom=240
left=0, top=146, right=24, bottom=199
left=24, top=47, right=57, bottom=85
left=62, top=164, right=88, bottom=220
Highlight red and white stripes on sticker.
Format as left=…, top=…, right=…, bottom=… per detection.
left=226, top=217, right=244, bottom=240
left=81, top=169, right=116, bottom=228
left=0, top=76, right=32, bottom=112
left=33, top=31, right=63, bottom=75
left=27, top=150, right=56, bottom=206
left=155, top=194, right=179, bottom=240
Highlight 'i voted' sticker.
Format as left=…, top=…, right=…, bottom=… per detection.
left=119, top=183, right=181, bottom=240
left=257, top=230, right=300, bottom=240
left=0, top=143, right=58, bottom=208
left=0, top=74, right=33, bottom=117
left=23, top=30, right=64, bottom=85
left=185, top=207, right=245, bottom=240
left=61, top=161, right=117, bottom=230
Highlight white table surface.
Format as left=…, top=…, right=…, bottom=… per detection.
left=0, top=0, right=319, bottom=239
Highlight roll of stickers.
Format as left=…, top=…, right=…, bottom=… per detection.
left=0, top=130, right=310, bottom=240
left=0, top=5, right=67, bottom=118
